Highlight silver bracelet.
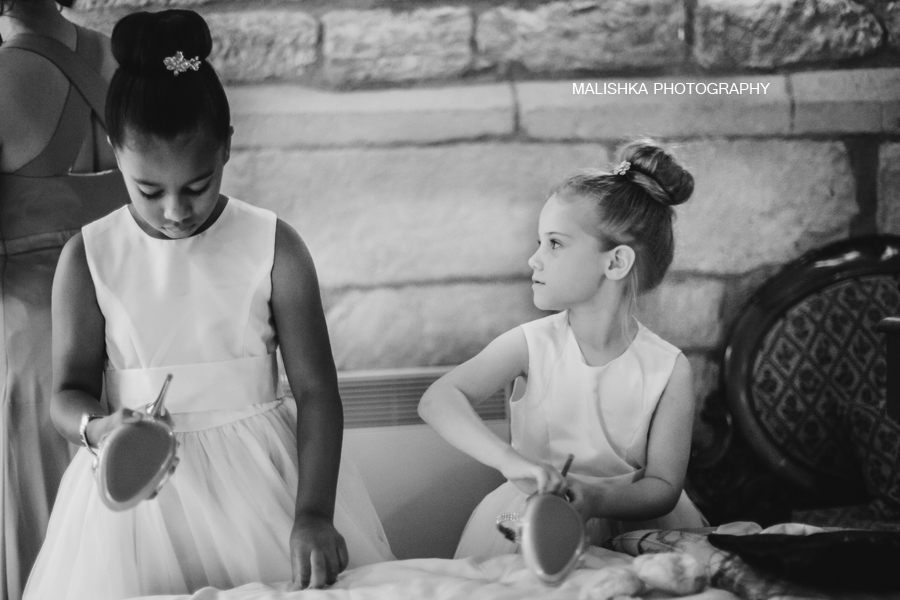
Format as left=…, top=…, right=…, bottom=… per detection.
left=79, top=413, right=104, bottom=456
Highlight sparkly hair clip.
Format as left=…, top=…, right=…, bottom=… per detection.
left=613, top=161, right=631, bottom=176
left=163, top=51, right=201, bottom=76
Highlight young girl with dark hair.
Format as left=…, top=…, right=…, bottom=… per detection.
left=23, top=10, right=392, bottom=599
left=419, top=140, right=707, bottom=559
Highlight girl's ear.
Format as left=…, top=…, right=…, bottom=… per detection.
left=604, top=245, right=636, bottom=281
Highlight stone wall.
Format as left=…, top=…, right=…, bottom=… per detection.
left=65, top=0, right=900, bottom=413
left=68, top=0, right=900, bottom=86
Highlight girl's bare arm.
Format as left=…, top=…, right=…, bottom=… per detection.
left=271, top=219, right=347, bottom=589
left=570, top=354, right=695, bottom=520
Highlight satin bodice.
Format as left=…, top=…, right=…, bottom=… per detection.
left=81, top=199, right=283, bottom=417
left=512, top=312, right=680, bottom=483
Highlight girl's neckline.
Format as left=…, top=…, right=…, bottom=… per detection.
left=565, top=311, right=642, bottom=369
left=125, top=195, right=231, bottom=242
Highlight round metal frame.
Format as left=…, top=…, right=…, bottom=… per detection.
left=722, top=235, right=900, bottom=498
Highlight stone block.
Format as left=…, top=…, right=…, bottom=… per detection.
left=879, top=143, right=900, bottom=235
left=326, top=277, right=723, bottom=371
left=66, top=9, right=318, bottom=82
left=791, top=68, right=900, bottom=134
left=322, top=8, right=473, bottom=84
left=72, top=0, right=207, bottom=8
left=672, top=140, right=857, bottom=274
left=223, top=143, right=610, bottom=289
left=638, top=276, right=725, bottom=350
left=204, top=11, right=318, bottom=82
left=886, top=2, right=900, bottom=49
left=227, top=84, right=515, bottom=148
left=325, top=282, right=547, bottom=370
left=517, top=76, right=790, bottom=140
left=476, top=0, right=685, bottom=73
left=694, top=0, right=883, bottom=69
left=856, top=1, right=900, bottom=50
left=62, top=8, right=119, bottom=36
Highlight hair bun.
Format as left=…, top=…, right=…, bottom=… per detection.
left=618, top=139, right=694, bottom=207
left=111, top=10, right=212, bottom=76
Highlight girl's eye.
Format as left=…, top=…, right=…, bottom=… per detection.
left=139, top=189, right=163, bottom=200
left=550, top=240, right=561, bottom=249
left=186, top=183, right=210, bottom=196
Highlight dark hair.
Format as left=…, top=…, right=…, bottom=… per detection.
left=554, top=139, right=694, bottom=294
left=106, top=10, right=230, bottom=148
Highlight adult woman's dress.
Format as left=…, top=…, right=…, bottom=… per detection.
left=0, top=27, right=126, bottom=600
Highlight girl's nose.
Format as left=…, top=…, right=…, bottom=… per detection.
left=528, top=248, right=542, bottom=271
left=163, top=195, right=191, bottom=222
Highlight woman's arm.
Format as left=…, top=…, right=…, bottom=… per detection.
left=51, top=234, right=143, bottom=446
left=270, top=219, right=347, bottom=590
left=418, top=328, right=566, bottom=495
left=570, top=354, right=695, bottom=521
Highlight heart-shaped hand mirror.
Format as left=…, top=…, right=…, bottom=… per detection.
left=496, top=492, right=586, bottom=585
left=94, top=374, right=179, bottom=511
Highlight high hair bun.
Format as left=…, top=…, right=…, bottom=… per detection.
left=618, top=139, right=694, bottom=207
left=111, top=10, right=212, bottom=76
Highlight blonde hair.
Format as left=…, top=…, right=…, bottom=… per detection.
left=554, top=139, right=694, bottom=332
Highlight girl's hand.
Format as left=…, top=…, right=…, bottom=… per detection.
left=84, top=407, right=144, bottom=449
left=289, top=513, right=349, bottom=590
left=565, top=478, right=594, bottom=522
left=501, top=451, right=567, bottom=496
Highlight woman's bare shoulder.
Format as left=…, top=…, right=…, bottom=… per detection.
left=76, top=25, right=116, bottom=79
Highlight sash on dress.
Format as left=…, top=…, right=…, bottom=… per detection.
left=105, top=354, right=285, bottom=431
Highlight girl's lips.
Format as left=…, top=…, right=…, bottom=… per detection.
left=165, top=223, right=195, bottom=235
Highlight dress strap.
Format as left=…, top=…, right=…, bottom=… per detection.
left=0, top=29, right=108, bottom=118
left=12, top=83, right=91, bottom=176
left=3, top=28, right=108, bottom=176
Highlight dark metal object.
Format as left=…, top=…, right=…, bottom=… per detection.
left=877, top=316, right=900, bottom=422
left=708, top=530, right=900, bottom=592
left=722, top=235, right=900, bottom=497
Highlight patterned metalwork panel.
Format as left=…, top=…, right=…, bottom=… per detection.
left=751, top=275, right=900, bottom=482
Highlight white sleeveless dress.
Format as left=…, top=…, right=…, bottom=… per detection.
left=455, top=311, right=707, bottom=559
left=23, top=198, right=393, bottom=600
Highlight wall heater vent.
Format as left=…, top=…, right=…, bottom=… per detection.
left=283, top=366, right=508, bottom=428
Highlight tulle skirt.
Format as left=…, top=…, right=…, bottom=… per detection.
left=455, top=480, right=707, bottom=560
left=23, top=399, right=393, bottom=600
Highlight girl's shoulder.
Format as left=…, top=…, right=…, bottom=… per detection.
left=227, top=196, right=278, bottom=227
left=519, top=312, right=569, bottom=365
left=73, top=24, right=117, bottom=80
left=628, top=323, right=683, bottom=387
left=82, top=204, right=131, bottom=238
left=519, top=311, right=567, bottom=340
left=633, top=321, right=682, bottom=360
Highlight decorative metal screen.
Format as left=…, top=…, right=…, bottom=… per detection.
left=751, top=275, right=900, bottom=482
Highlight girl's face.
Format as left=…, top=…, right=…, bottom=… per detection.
left=115, top=129, right=231, bottom=240
left=528, top=194, right=610, bottom=311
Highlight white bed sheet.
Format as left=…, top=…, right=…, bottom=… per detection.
left=135, top=548, right=740, bottom=600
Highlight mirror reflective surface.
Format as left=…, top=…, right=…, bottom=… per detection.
left=497, top=492, right=586, bottom=585
left=94, top=375, right=179, bottom=511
